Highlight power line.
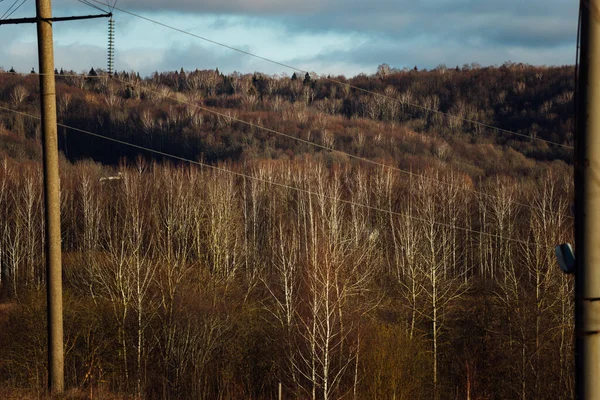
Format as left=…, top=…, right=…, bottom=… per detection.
left=111, top=74, right=576, bottom=220
left=88, top=0, right=574, bottom=150
left=5, top=70, right=573, bottom=220
left=77, top=0, right=107, bottom=14
left=0, top=103, right=566, bottom=249
left=1, top=0, right=26, bottom=20
left=4, top=0, right=566, bottom=215
left=3, top=0, right=26, bottom=20
left=2, top=70, right=574, bottom=221
left=1, top=0, right=19, bottom=19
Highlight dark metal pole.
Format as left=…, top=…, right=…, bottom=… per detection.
left=35, top=0, right=64, bottom=394
left=576, top=1, right=600, bottom=399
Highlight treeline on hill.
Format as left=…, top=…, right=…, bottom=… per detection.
left=0, top=62, right=574, bottom=171
left=0, top=157, right=573, bottom=399
left=0, top=64, right=575, bottom=399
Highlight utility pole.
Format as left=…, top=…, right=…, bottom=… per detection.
left=576, top=0, right=600, bottom=399
left=0, top=2, right=110, bottom=393
left=36, top=0, right=63, bottom=393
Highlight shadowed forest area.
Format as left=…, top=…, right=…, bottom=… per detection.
left=0, top=63, right=574, bottom=399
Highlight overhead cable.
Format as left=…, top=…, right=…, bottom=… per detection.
left=0, top=103, right=569, bottom=248
left=10, top=71, right=574, bottom=220
left=88, top=0, right=574, bottom=150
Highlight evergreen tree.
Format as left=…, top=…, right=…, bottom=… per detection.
left=303, top=72, right=311, bottom=85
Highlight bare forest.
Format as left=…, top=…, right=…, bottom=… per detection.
left=0, top=63, right=574, bottom=399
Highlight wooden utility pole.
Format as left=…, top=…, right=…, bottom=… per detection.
left=36, top=0, right=63, bottom=393
left=0, top=2, right=109, bottom=393
left=576, top=0, right=600, bottom=399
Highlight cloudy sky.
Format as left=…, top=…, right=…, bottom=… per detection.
left=0, top=0, right=579, bottom=77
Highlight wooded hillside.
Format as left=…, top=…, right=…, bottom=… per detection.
left=0, top=64, right=575, bottom=399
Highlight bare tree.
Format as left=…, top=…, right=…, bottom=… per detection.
left=87, top=166, right=157, bottom=395
left=0, top=159, right=13, bottom=298
left=523, top=171, right=571, bottom=399
left=374, top=167, right=424, bottom=339
left=204, top=169, right=242, bottom=283
left=284, top=164, right=377, bottom=400
left=10, top=85, right=29, bottom=107
left=415, top=170, right=471, bottom=398
left=20, top=167, right=44, bottom=289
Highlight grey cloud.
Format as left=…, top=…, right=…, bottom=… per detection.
left=55, top=0, right=574, bottom=22
left=72, top=0, right=327, bottom=15
left=114, top=0, right=565, bottom=16
left=280, top=4, right=576, bottom=44
left=54, top=0, right=578, bottom=58
left=0, top=30, right=110, bottom=75
left=484, top=19, right=575, bottom=48
left=297, top=37, right=576, bottom=73
left=2, top=0, right=578, bottom=78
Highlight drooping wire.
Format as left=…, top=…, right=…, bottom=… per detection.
left=88, top=0, right=574, bottom=150
left=77, top=0, right=108, bottom=14
left=0, top=102, right=563, bottom=249
left=76, top=0, right=115, bottom=75
left=5, top=71, right=574, bottom=220
left=0, top=0, right=19, bottom=19
left=1, top=0, right=26, bottom=20
left=112, top=74, right=576, bottom=220
left=3, top=0, right=26, bottom=20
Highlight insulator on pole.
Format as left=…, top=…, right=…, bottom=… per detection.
left=107, top=17, right=115, bottom=76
